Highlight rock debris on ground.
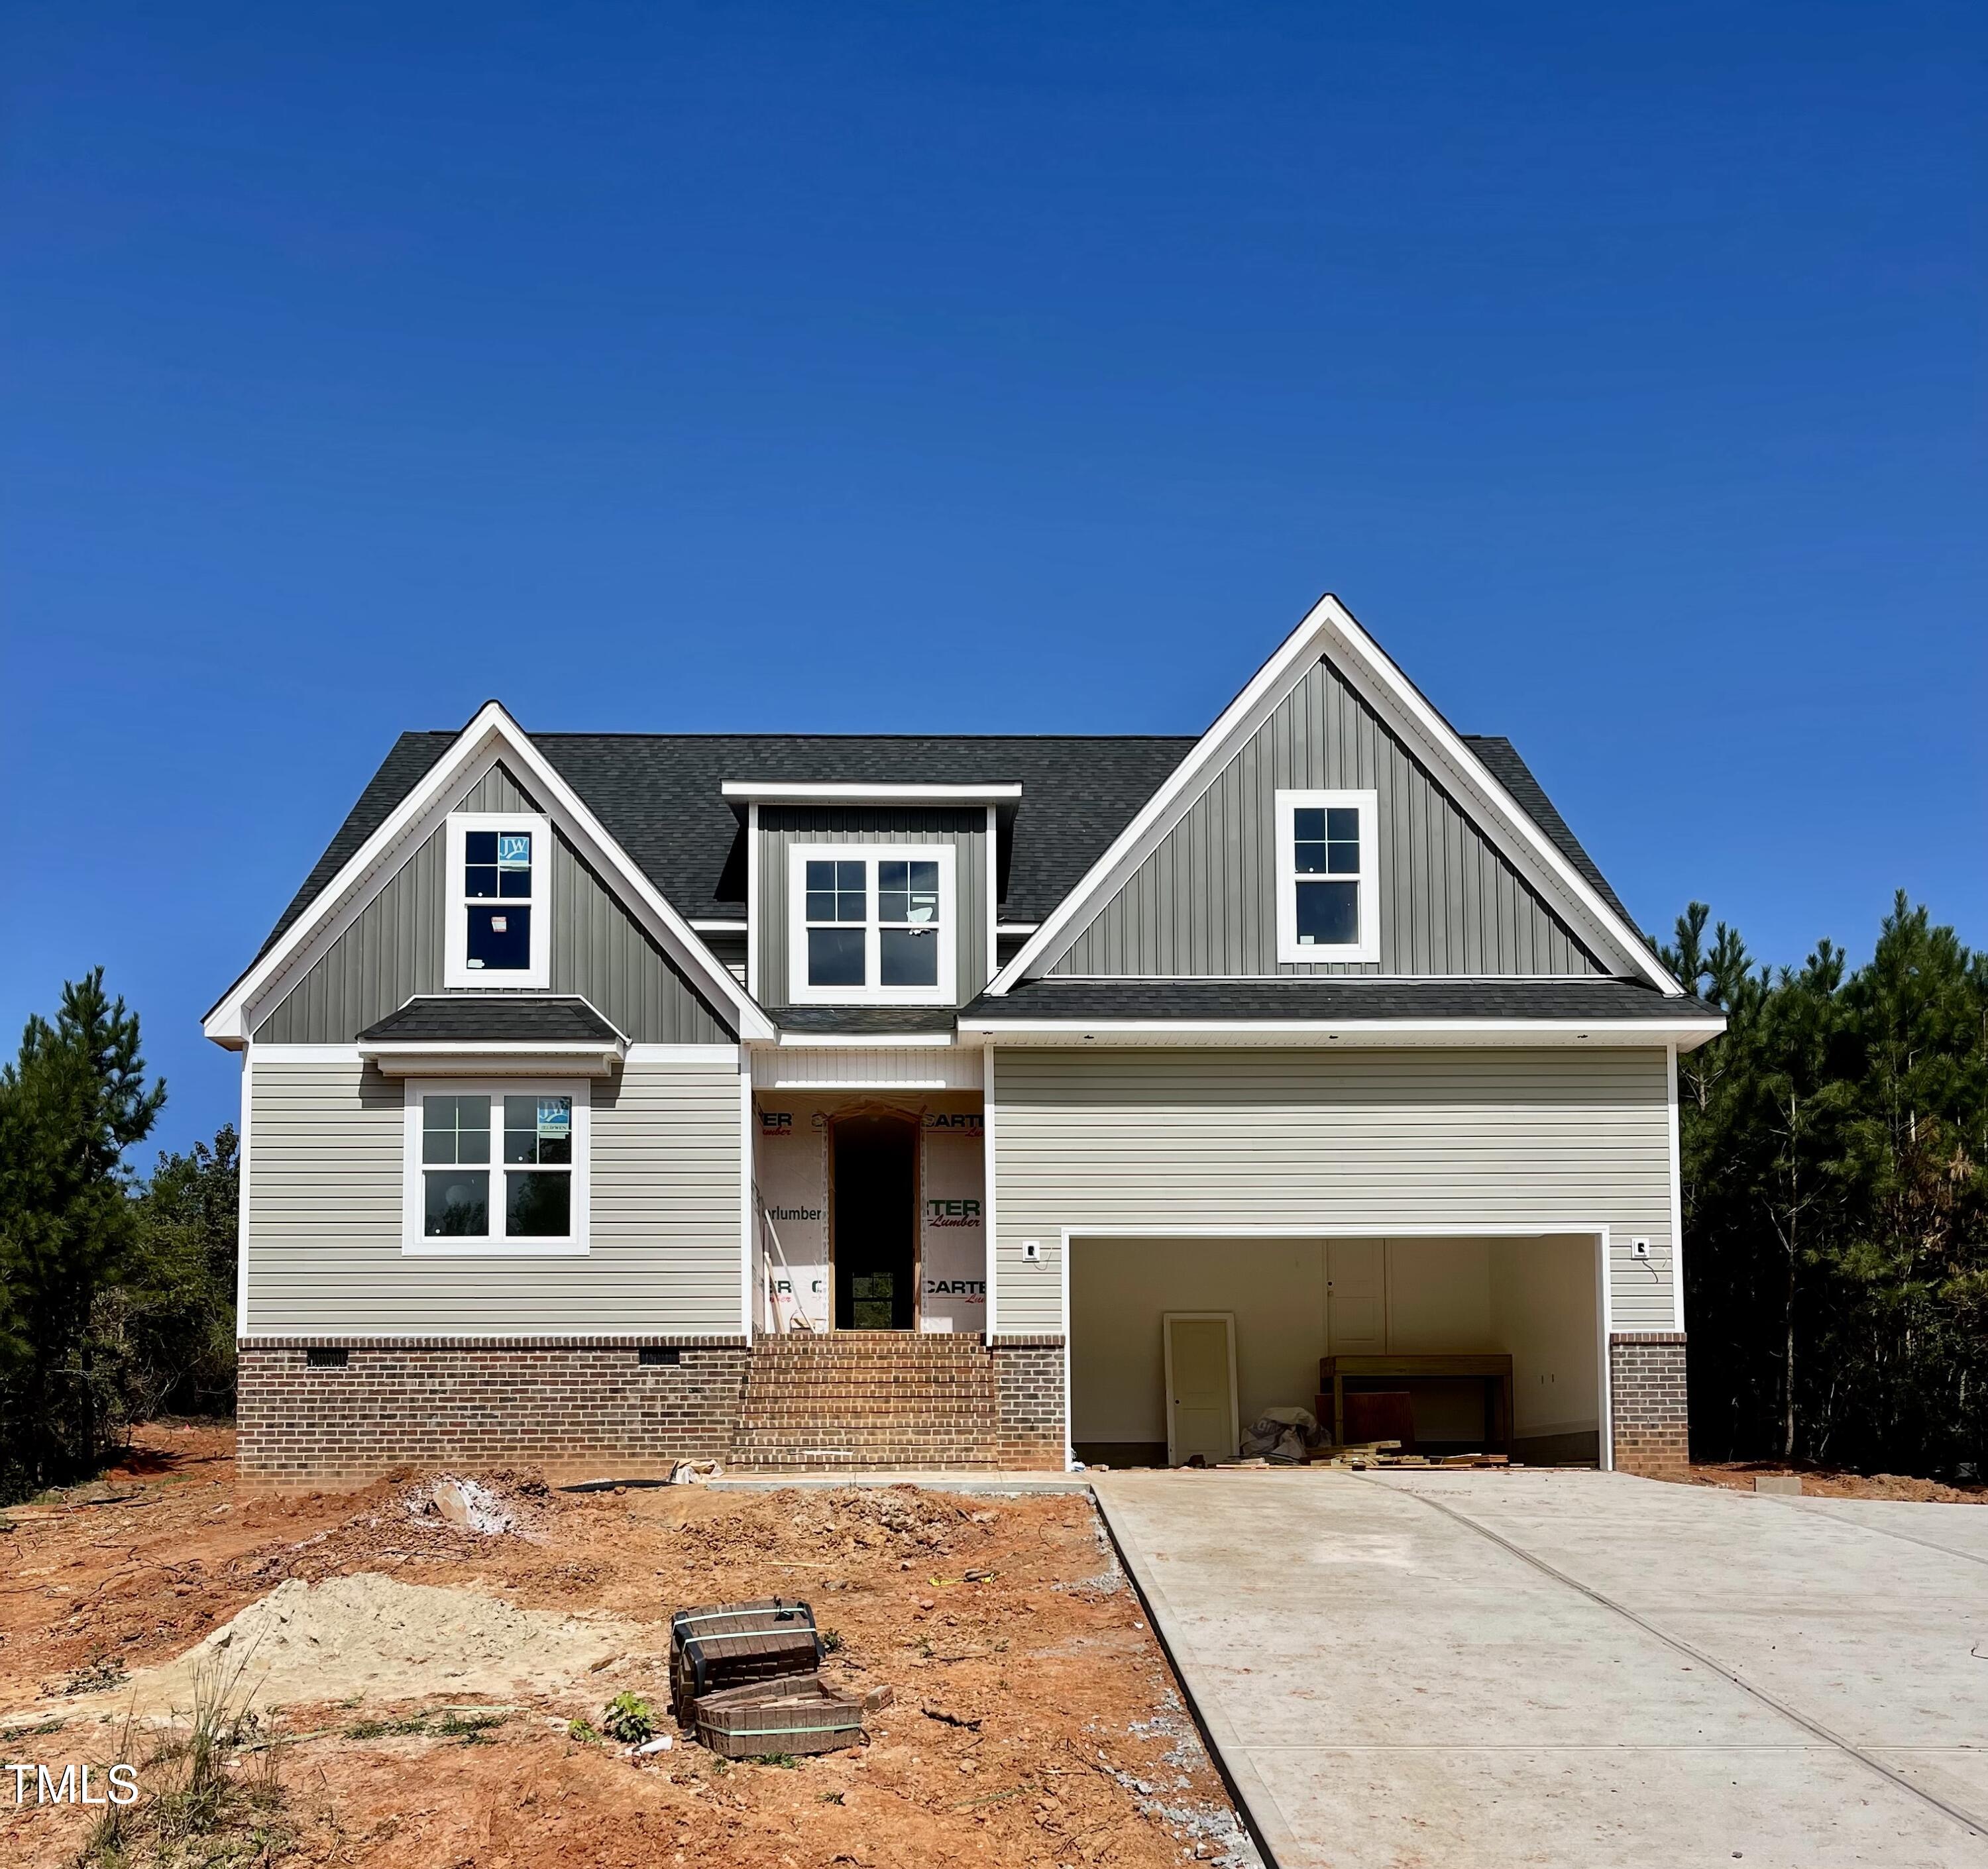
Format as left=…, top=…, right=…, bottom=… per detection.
left=0, top=1425, right=1254, bottom=1869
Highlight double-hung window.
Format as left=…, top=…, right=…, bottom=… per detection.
left=403, top=1081, right=588, bottom=1255
left=1274, top=789, right=1379, bottom=963
left=786, top=844, right=956, bottom=1004
left=445, top=812, right=551, bottom=988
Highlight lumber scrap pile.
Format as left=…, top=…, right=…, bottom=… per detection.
left=1215, top=1441, right=1516, bottom=1472
left=669, top=1596, right=867, bottom=1758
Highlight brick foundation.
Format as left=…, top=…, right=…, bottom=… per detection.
left=991, top=1335, right=1066, bottom=1470
left=237, top=1338, right=750, bottom=1488
left=238, top=1332, right=1070, bottom=1487
left=1610, top=1332, right=1690, bottom=1478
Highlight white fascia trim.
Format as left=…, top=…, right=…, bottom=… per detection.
left=1062, top=1221, right=1613, bottom=1239
left=988, top=592, right=1681, bottom=998
left=1667, top=1041, right=1686, bottom=1332
left=746, top=803, right=761, bottom=1000
left=205, top=702, right=775, bottom=1045
left=235, top=1050, right=252, bottom=1338
left=689, top=920, right=748, bottom=933
left=361, top=1040, right=624, bottom=1077
left=722, top=781, right=1022, bottom=805
left=994, top=923, right=1040, bottom=936
left=774, top=1031, right=956, bottom=1048
left=247, top=1043, right=365, bottom=1063
left=960, top=1016, right=1726, bottom=1047
left=738, top=1051, right=754, bottom=1340
left=625, top=1043, right=749, bottom=1062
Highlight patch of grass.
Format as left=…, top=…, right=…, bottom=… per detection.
left=343, top=1709, right=510, bottom=1747
left=818, top=1628, right=844, bottom=1654
left=78, top=1650, right=294, bottom=1868
left=567, top=1717, right=604, bottom=1744
left=598, top=1691, right=656, bottom=1745
left=62, top=1656, right=130, bottom=1697
left=820, top=1789, right=846, bottom=1805
left=751, top=1753, right=798, bottom=1768
left=437, top=1711, right=508, bottom=1746
left=341, top=1713, right=432, bottom=1742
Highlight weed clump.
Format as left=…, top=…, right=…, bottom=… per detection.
left=78, top=1652, right=293, bottom=1867
left=598, top=1691, right=657, bottom=1744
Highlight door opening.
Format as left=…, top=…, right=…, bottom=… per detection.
left=832, top=1113, right=918, bottom=1330
left=1164, top=1312, right=1238, bottom=1466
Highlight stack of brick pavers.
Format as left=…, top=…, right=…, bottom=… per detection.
left=669, top=1596, right=867, bottom=1758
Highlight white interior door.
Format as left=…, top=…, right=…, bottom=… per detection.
left=1327, top=1240, right=1387, bottom=1354
left=1164, top=1312, right=1238, bottom=1466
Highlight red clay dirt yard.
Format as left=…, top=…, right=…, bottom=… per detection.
left=0, top=1426, right=1257, bottom=1869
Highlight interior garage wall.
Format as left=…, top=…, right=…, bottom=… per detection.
left=1068, top=1233, right=1599, bottom=1451
left=1490, top=1235, right=1600, bottom=1440
left=1071, top=1238, right=1328, bottom=1444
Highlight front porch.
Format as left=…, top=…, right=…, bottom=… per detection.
left=750, top=1047, right=987, bottom=1339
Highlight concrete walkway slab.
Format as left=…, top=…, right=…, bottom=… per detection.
left=1092, top=1468, right=1988, bottom=1868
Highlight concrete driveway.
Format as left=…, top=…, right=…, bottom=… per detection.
left=1090, top=1468, right=1988, bottom=1869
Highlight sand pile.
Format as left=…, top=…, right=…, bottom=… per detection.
left=54, top=1573, right=642, bottom=1721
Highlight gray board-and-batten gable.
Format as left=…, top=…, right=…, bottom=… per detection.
left=253, top=765, right=734, bottom=1045
left=1050, top=655, right=1606, bottom=980
left=753, top=806, right=989, bottom=1010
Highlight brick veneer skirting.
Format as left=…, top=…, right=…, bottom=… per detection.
left=1610, top=1332, right=1689, bottom=1479
left=990, top=1335, right=1066, bottom=1470
left=237, top=1338, right=750, bottom=1488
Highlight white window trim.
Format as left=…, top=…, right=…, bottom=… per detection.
left=444, top=812, right=552, bottom=990
left=786, top=843, right=958, bottom=1006
left=402, top=1077, right=590, bottom=1257
left=1274, top=789, right=1380, bottom=965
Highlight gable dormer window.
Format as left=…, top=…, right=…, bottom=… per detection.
left=444, top=811, right=551, bottom=988
left=1274, top=790, right=1378, bottom=963
left=787, top=844, right=956, bottom=1004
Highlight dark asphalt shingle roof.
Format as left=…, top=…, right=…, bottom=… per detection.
left=252, top=723, right=1650, bottom=985
left=960, top=977, right=1718, bottom=1024
left=357, top=996, right=624, bottom=1043
left=1461, top=736, right=1637, bottom=931
left=775, top=1007, right=964, bottom=1037
left=258, top=732, right=1196, bottom=961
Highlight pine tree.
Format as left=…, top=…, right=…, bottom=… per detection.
left=0, top=969, right=165, bottom=1498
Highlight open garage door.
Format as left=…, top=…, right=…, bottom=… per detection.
left=1068, top=1234, right=1604, bottom=1469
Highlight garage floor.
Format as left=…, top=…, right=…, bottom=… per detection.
left=1090, top=1468, right=1988, bottom=1868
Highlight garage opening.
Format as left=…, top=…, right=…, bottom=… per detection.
left=1068, top=1235, right=1602, bottom=1469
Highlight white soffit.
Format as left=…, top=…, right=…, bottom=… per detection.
left=751, top=1045, right=983, bottom=1091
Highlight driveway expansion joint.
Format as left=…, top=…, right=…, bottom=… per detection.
left=1370, top=1477, right=1988, bottom=1842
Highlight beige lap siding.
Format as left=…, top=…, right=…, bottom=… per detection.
left=991, top=1045, right=1677, bottom=1333
left=245, top=1053, right=744, bottom=1336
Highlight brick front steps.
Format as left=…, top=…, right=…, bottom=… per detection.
left=731, top=1332, right=1002, bottom=1471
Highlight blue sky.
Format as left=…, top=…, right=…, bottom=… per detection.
left=4, top=2, right=1982, bottom=1159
